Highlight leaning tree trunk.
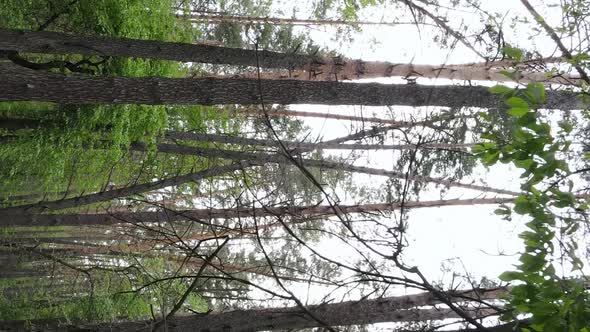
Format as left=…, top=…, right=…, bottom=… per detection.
left=180, top=13, right=409, bottom=26
left=0, top=144, right=516, bottom=216
left=164, top=131, right=475, bottom=151
left=234, top=107, right=421, bottom=125
left=0, top=287, right=505, bottom=331
left=0, top=118, right=473, bottom=151
left=1, top=197, right=515, bottom=227
left=228, top=60, right=578, bottom=84
left=0, top=62, right=580, bottom=108
left=129, top=144, right=518, bottom=196
left=0, top=29, right=576, bottom=84
left=0, top=162, right=259, bottom=215
left=0, top=110, right=435, bottom=131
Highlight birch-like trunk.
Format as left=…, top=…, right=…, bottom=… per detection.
left=2, top=197, right=514, bottom=227
left=0, top=29, right=575, bottom=84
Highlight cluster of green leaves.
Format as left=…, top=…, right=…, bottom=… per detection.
left=0, top=273, right=151, bottom=322
left=0, top=257, right=208, bottom=323
left=310, top=0, right=380, bottom=21
left=0, top=0, right=222, bottom=322
left=0, top=0, right=230, bottom=202
left=473, top=82, right=590, bottom=331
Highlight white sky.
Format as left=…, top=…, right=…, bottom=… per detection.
left=242, top=0, right=590, bottom=317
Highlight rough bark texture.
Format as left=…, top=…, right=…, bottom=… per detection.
left=1, top=197, right=514, bottom=227
left=0, top=289, right=503, bottom=331
left=0, top=117, right=40, bottom=130
left=0, top=62, right=582, bottom=109
left=1, top=29, right=575, bottom=84
left=0, top=28, right=312, bottom=69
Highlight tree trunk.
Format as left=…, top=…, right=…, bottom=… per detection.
left=0, top=286, right=505, bottom=331
left=0, top=143, right=514, bottom=216
left=230, top=61, right=578, bottom=84
left=0, top=63, right=581, bottom=109
left=165, top=131, right=474, bottom=151
left=131, top=144, right=517, bottom=195
left=0, top=117, right=41, bottom=130
left=0, top=29, right=575, bottom=84
left=180, top=13, right=412, bottom=27
left=235, top=108, right=421, bottom=125
left=0, top=63, right=583, bottom=110
left=1, top=197, right=514, bottom=227
left=0, top=162, right=256, bottom=215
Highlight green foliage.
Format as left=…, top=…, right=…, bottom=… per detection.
left=0, top=1, right=219, bottom=320
left=0, top=0, right=220, bottom=202
left=0, top=274, right=150, bottom=322
left=474, top=82, right=590, bottom=330
left=502, top=46, right=525, bottom=62
left=0, top=259, right=209, bottom=323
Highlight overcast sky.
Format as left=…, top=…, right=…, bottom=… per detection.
left=250, top=0, right=590, bottom=308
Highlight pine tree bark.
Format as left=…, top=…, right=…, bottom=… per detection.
left=2, top=197, right=514, bottom=227
left=0, top=29, right=576, bottom=84
left=1, top=62, right=580, bottom=108
left=0, top=62, right=578, bottom=108
left=0, top=28, right=314, bottom=69
left=232, top=61, right=578, bottom=84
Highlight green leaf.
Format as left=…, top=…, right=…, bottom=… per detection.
left=499, top=70, right=518, bottom=80
left=499, top=271, right=524, bottom=281
left=525, top=83, right=546, bottom=104
left=482, top=150, right=500, bottom=165
left=519, top=253, right=545, bottom=271
left=471, top=144, right=487, bottom=153
left=514, top=158, right=535, bottom=170
left=514, top=196, right=532, bottom=214
left=509, top=107, right=530, bottom=117
left=507, top=96, right=530, bottom=109
left=558, top=121, right=573, bottom=133
left=503, top=46, right=524, bottom=61
left=494, top=207, right=511, bottom=216
left=552, top=190, right=575, bottom=208
left=489, top=85, right=513, bottom=95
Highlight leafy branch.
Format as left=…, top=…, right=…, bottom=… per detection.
left=474, top=77, right=590, bottom=330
